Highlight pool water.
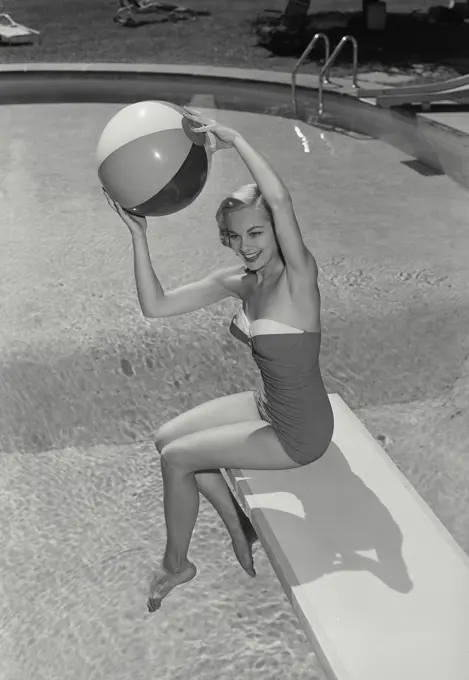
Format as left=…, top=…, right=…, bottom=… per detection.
left=1, top=102, right=468, bottom=680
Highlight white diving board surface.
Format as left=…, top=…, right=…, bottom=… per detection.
left=223, top=394, right=469, bottom=680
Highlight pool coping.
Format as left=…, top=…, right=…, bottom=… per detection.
left=0, top=61, right=418, bottom=93
left=1, top=62, right=469, bottom=190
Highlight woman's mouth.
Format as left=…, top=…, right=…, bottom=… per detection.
left=243, top=252, right=261, bottom=263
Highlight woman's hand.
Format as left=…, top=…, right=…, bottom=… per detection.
left=103, top=188, right=147, bottom=237
left=183, top=107, right=240, bottom=152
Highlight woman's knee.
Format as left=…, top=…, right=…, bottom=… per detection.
left=154, top=414, right=190, bottom=453
left=159, top=440, right=188, bottom=471
left=155, top=425, right=171, bottom=453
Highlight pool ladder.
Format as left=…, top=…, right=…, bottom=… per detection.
left=291, top=34, right=359, bottom=119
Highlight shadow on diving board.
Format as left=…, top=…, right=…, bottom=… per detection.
left=222, top=394, right=469, bottom=680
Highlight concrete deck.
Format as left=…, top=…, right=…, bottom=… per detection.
left=420, top=111, right=469, bottom=135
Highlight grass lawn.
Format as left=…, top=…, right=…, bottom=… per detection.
left=0, top=0, right=465, bottom=83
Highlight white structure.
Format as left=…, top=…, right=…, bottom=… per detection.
left=224, top=394, right=469, bottom=680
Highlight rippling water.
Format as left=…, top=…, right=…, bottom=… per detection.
left=0, top=445, right=327, bottom=680
left=1, top=104, right=468, bottom=678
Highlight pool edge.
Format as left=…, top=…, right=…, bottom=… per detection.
left=1, top=63, right=468, bottom=192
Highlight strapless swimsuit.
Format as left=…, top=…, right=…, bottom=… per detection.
left=229, top=307, right=334, bottom=465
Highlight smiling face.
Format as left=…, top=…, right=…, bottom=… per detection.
left=225, top=206, right=279, bottom=270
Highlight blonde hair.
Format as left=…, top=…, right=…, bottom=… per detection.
left=216, top=184, right=273, bottom=248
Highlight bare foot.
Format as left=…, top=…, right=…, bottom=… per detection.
left=231, top=529, right=256, bottom=577
left=147, top=561, right=197, bottom=612
left=241, top=516, right=259, bottom=551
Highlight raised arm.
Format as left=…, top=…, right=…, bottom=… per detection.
left=183, top=108, right=317, bottom=279
left=232, top=135, right=316, bottom=278
left=104, top=188, right=242, bottom=319
left=132, top=234, right=242, bottom=317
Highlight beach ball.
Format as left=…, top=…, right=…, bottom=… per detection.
left=97, top=100, right=213, bottom=217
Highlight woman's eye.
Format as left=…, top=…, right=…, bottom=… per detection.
left=229, top=232, right=262, bottom=239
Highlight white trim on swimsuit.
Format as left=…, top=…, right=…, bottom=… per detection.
left=237, top=308, right=304, bottom=338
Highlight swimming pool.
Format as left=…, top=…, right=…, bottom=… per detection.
left=1, top=66, right=469, bottom=680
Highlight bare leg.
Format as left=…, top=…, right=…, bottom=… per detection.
left=147, top=457, right=199, bottom=612
left=196, top=469, right=258, bottom=574
left=156, top=440, right=258, bottom=575
left=153, top=391, right=263, bottom=581
left=147, top=422, right=299, bottom=611
left=147, top=467, right=256, bottom=612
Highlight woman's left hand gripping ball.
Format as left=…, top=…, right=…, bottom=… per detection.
left=183, top=107, right=240, bottom=152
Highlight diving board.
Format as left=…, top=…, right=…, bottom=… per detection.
left=375, top=83, right=469, bottom=108
left=223, top=394, right=469, bottom=680
left=356, top=72, right=469, bottom=100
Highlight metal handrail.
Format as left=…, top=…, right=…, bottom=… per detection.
left=318, top=35, right=358, bottom=117
left=291, top=33, right=330, bottom=118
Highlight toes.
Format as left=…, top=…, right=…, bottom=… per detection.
left=146, top=562, right=196, bottom=612
left=147, top=597, right=161, bottom=612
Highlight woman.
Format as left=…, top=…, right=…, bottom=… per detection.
left=106, top=107, right=334, bottom=612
